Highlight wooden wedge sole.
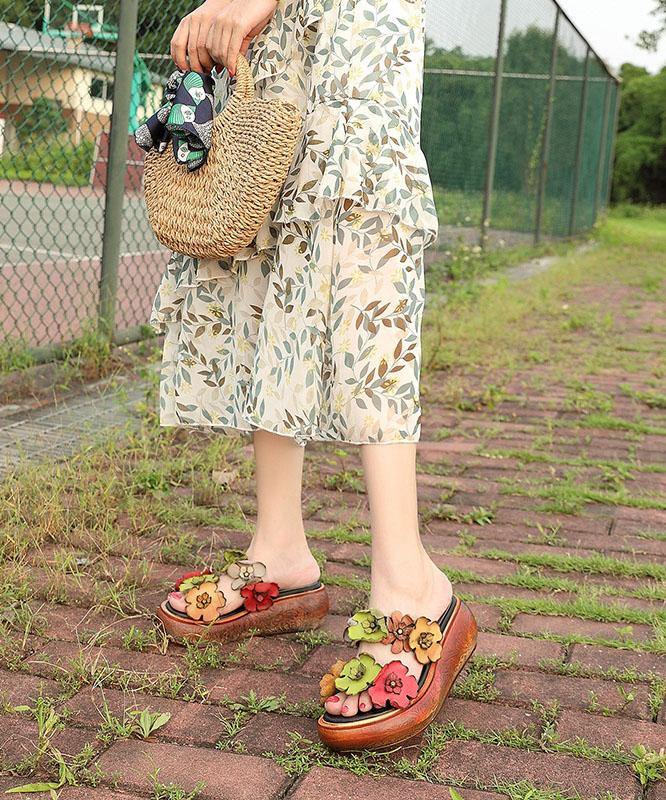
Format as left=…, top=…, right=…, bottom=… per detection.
left=317, top=596, right=477, bottom=752
left=157, top=583, right=329, bottom=644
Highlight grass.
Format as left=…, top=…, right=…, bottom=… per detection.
left=0, top=207, right=664, bottom=796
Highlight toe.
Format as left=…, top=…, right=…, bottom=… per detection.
left=324, top=692, right=346, bottom=715
left=341, top=693, right=359, bottom=717
left=358, top=690, right=372, bottom=713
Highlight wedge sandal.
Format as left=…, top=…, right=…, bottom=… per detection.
left=157, top=554, right=329, bottom=644
left=317, top=595, right=477, bottom=751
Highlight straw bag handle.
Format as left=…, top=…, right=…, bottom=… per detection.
left=232, top=53, right=255, bottom=102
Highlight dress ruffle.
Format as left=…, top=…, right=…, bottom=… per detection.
left=274, top=98, right=438, bottom=246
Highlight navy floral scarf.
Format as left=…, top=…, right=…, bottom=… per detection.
left=134, top=70, right=216, bottom=171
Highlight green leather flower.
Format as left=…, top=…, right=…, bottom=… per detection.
left=334, top=653, right=382, bottom=696
left=345, top=609, right=388, bottom=643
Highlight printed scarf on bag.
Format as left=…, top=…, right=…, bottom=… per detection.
left=134, top=70, right=216, bottom=171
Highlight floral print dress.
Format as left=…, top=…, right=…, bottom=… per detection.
left=150, top=0, right=439, bottom=446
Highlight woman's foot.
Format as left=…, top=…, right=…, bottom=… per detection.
left=324, top=557, right=453, bottom=716
left=167, top=540, right=321, bottom=618
left=218, top=542, right=321, bottom=614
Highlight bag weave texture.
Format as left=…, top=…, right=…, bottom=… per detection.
left=142, top=54, right=303, bottom=259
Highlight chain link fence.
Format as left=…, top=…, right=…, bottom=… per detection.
left=0, top=0, right=619, bottom=363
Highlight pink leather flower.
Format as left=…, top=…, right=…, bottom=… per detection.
left=240, top=582, right=279, bottom=612
left=368, top=661, right=419, bottom=710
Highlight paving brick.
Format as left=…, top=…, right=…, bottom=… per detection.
left=233, top=711, right=318, bottom=755
left=436, top=697, right=541, bottom=735
left=494, top=669, right=651, bottom=719
left=202, top=666, right=318, bottom=707
left=1, top=720, right=93, bottom=767
left=0, top=779, right=126, bottom=800
left=555, top=708, right=665, bottom=751
left=512, top=612, right=654, bottom=643
left=475, top=631, right=565, bottom=668
left=466, top=601, right=502, bottom=630
left=26, top=641, right=184, bottom=681
left=0, top=669, right=61, bottom=705
left=300, top=643, right=356, bottom=677
left=63, top=686, right=230, bottom=745
left=647, top=781, right=666, bottom=800
left=289, top=765, right=504, bottom=800
left=435, top=740, right=637, bottom=799
left=97, top=739, right=288, bottom=799
left=569, top=642, right=665, bottom=679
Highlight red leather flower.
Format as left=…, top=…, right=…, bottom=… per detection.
left=240, top=581, right=279, bottom=612
left=367, top=661, right=419, bottom=710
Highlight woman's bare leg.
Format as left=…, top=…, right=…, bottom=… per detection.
left=325, top=442, right=453, bottom=716
left=217, top=429, right=320, bottom=611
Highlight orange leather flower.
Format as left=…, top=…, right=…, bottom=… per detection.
left=382, top=612, right=415, bottom=654
left=184, top=580, right=226, bottom=622
left=408, top=616, right=443, bottom=664
left=319, top=659, right=346, bottom=702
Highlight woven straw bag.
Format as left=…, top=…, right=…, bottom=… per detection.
left=142, top=54, right=303, bottom=259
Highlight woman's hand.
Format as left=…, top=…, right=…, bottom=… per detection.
left=171, top=0, right=278, bottom=75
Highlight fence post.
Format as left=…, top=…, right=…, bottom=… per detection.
left=98, top=0, right=139, bottom=339
left=568, top=46, right=591, bottom=237
left=604, top=81, right=622, bottom=208
left=534, top=8, right=561, bottom=245
left=592, top=76, right=612, bottom=223
left=480, top=0, right=508, bottom=248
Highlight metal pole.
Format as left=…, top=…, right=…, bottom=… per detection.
left=592, top=77, right=612, bottom=222
left=98, top=0, right=139, bottom=338
left=604, top=81, right=622, bottom=208
left=480, top=0, right=508, bottom=248
left=568, top=46, right=591, bottom=237
left=534, top=8, right=560, bottom=245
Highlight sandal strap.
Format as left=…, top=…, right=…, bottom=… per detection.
left=343, top=608, right=444, bottom=664
left=168, top=551, right=280, bottom=622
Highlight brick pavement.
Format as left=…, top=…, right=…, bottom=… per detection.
left=1, top=266, right=664, bottom=798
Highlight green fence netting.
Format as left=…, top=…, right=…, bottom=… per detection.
left=0, top=0, right=620, bottom=360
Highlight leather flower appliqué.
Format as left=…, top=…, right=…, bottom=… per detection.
left=345, top=609, right=388, bottom=643
left=334, top=653, right=381, bottom=696
left=184, top=579, right=226, bottom=622
left=240, top=581, right=279, bottom=612
left=319, top=658, right=346, bottom=702
left=175, top=570, right=218, bottom=592
left=382, top=612, right=416, bottom=654
left=409, top=616, right=443, bottom=664
left=226, top=560, right=267, bottom=590
left=368, top=660, right=419, bottom=709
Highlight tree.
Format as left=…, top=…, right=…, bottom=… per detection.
left=612, top=64, right=666, bottom=203
left=638, top=1, right=666, bottom=51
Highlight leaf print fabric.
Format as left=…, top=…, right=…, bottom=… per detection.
left=150, top=0, right=438, bottom=447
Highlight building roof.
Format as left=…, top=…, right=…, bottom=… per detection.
left=0, top=21, right=163, bottom=83
left=0, top=21, right=117, bottom=74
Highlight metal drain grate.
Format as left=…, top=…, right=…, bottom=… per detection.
left=0, top=379, right=151, bottom=478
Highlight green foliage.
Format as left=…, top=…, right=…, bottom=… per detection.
left=631, top=744, right=666, bottom=786
left=0, top=138, right=95, bottom=187
left=613, top=64, right=666, bottom=204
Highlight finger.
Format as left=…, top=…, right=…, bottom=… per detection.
left=324, top=693, right=345, bottom=715
left=187, top=17, right=204, bottom=72
left=226, top=24, right=245, bottom=76
left=218, top=23, right=232, bottom=73
left=205, top=22, right=223, bottom=71
left=341, top=693, right=359, bottom=717
left=171, top=17, right=190, bottom=71
left=196, top=18, right=215, bottom=72
left=358, top=690, right=372, bottom=713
